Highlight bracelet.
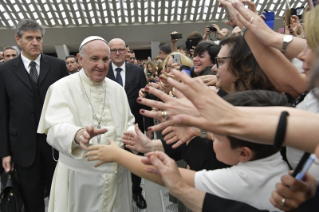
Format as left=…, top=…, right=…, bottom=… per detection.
left=241, top=26, right=248, bottom=37
left=152, top=140, right=155, bottom=151
left=274, top=111, right=289, bottom=150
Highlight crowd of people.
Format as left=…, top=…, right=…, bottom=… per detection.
left=1, top=0, right=319, bottom=212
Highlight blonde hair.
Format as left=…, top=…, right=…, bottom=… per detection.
left=162, top=52, right=194, bottom=73
left=146, top=61, right=157, bottom=75
left=304, top=6, right=319, bottom=55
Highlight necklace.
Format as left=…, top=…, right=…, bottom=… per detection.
left=79, top=73, right=106, bottom=143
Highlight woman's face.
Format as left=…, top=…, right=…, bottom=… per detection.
left=214, top=44, right=236, bottom=93
left=193, top=50, right=213, bottom=74
left=165, top=57, right=173, bottom=73
left=147, top=64, right=153, bottom=72
left=297, top=44, right=317, bottom=83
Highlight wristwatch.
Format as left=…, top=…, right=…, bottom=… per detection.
left=200, top=129, right=207, bottom=139
left=281, top=35, right=293, bottom=54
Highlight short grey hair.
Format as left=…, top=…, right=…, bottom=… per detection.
left=15, top=19, right=45, bottom=39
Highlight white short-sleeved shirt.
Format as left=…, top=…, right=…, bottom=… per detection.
left=287, top=88, right=319, bottom=182
left=195, top=152, right=288, bottom=211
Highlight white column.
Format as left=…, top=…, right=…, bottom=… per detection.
left=55, top=44, right=70, bottom=60
left=151, top=41, right=160, bottom=60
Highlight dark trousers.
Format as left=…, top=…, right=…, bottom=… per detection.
left=14, top=136, right=57, bottom=212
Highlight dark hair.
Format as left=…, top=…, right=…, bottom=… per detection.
left=65, top=55, right=78, bottom=63
left=3, top=46, right=18, bottom=55
left=129, top=50, right=135, bottom=54
left=219, top=34, right=276, bottom=91
left=187, top=31, right=203, bottom=40
left=16, top=19, right=45, bottom=38
left=158, top=43, right=172, bottom=55
left=223, top=90, right=292, bottom=161
left=194, top=41, right=220, bottom=64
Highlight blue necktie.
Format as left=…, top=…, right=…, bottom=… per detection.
left=115, top=68, right=123, bottom=87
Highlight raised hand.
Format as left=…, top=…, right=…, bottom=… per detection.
left=231, top=0, right=278, bottom=46
left=137, top=85, right=199, bottom=132
left=165, top=69, right=241, bottom=135
left=163, top=126, right=199, bottom=149
left=74, top=125, right=107, bottom=150
left=195, top=75, right=217, bottom=86
left=122, top=124, right=153, bottom=153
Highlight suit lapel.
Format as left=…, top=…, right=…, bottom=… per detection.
left=107, top=63, right=116, bottom=81
left=12, top=56, right=32, bottom=90
left=38, top=54, right=50, bottom=86
left=124, top=62, right=132, bottom=92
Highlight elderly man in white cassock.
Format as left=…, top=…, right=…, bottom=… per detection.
left=38, top=36, right=135, bottom=212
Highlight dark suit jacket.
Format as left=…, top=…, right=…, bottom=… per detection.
left=107, top=62, right=147, bottom=131
left=0, top=54, right=68, bottom=167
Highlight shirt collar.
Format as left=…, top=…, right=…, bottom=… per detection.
left=21, top=53, right=41, bottom=68
left=112, top=62, right=126, bottom=71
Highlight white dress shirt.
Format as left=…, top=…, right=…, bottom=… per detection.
left=21, top=53, right=41, bottom=76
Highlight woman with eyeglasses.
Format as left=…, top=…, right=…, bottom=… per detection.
left=212, top=34, right=277, bottom=95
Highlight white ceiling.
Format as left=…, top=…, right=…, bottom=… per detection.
left=0, top=0, right=307, bottom=53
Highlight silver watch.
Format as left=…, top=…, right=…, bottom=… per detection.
left=281, top=35, right=293, bottom=54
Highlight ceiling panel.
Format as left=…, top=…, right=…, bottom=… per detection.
left=0, top=0, right=307, bottom=29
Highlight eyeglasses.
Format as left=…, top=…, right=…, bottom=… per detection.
left=215, top=57, right=231, bottom=68
left=110, top=49, right=126, bottom=54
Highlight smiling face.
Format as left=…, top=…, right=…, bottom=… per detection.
left=165, top=57, right=173, bottom=73
left=78, top=40, right=110, bottom=83
left=214, top=44, right=236, bottom=93
left=15, top=30, right=42, bottom=61
left=193, top=50, right=213, bottom=74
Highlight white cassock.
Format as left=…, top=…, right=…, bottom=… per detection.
left=38, top=69, right=135, bottom=212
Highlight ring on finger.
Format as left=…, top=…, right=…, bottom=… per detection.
left=161, top=111, right=168, bottom=120
left=281, top=197, right=286, bottom=206
left=249, top=16, right=254, bottom=23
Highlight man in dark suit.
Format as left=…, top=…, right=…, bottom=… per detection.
left=107, top=38, right=148, bottom=209
left=0, top=19, right=68, bottom=212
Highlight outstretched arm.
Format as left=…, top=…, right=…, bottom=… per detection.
left=85, top=139, right=196, bottom=187
left=122, top=124, right=164, bottom=153
left=139, top=70, right=319, bottom=154
left=220, top=0, right=307, bottom=98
